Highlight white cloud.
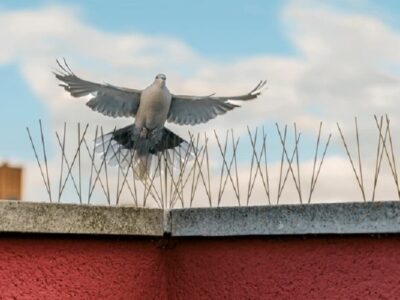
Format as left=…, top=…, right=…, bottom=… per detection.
left=1, top=2, right=400, bottom=204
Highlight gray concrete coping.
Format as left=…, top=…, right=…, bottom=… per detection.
left=1, top=200, right=400, bottom=236
left=0, top=201, right=164, bottom=236
left=169, top=201, right=400, bottom=236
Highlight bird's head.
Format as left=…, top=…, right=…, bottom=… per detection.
left=154, top=73, right=167, bottom=87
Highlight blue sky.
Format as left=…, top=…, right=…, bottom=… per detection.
left=1, top=0, right=400, bottom=163
left=0, top=0, right=290, bottom=161
left=1, top=0, right=399, bottom=59
left=1, top=1, right=400, bottom=203
left=0, top=0, right=293, bottom=59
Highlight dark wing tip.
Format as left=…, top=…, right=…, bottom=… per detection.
left=54, top=58, right=76, bottom=77
left=249, top=80, right=267, bottom=96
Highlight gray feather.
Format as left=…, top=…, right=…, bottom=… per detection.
left=54, top=60, right=142, bottom=118
left=167, top=80, right=266, bottom=126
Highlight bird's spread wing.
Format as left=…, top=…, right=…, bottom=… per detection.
left=167, top=80, right=266, bottom=125
left=54, top=59, right=141, bottom=118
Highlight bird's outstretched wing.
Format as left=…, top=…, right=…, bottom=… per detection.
left=167, top=80, right=266, bottom=125
left=54, top=59, right=141, bottom=118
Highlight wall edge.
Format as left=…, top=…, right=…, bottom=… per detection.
left=1, top=200, right=400, bottom=237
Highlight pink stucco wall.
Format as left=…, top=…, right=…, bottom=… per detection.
left=0, top=235, right=399, bottom=299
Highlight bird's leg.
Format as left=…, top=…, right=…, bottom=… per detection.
left=140, top=127, right=150, bottom=139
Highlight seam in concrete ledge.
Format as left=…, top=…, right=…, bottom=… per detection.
left=163, top=209, right=172, bottom=234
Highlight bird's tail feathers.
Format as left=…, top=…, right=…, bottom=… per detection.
left=95, top=125, right=194, bottom=180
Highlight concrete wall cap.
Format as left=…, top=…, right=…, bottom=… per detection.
left=0, top=201, right=399, bottom=236
left=0, top=201, right=164, bottom=236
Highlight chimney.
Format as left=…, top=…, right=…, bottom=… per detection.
left=0, top=163, right=23, bottom=200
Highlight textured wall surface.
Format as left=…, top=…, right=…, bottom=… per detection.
left=0, top=236, right=167, bottom=300
left=0, top=235, right=400, bottom=299
left=166, top=236, right=400, bottom=299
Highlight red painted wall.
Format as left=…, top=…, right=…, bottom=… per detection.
left=0, top=235, right=399, bottom=299
left=165, top=237, right=400, bottom=299
left=0, top=237, right=167, bottom=300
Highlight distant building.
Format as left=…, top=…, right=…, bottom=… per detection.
left=0, top=164, right=22, bottom=200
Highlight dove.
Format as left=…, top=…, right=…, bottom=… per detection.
left=54, top=60, right=266, bottom=179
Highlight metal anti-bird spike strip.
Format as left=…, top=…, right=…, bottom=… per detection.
left=26, top=120, right=346, bottom=207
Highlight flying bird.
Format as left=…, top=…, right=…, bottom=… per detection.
left=54, top=60, right=266, bottom=179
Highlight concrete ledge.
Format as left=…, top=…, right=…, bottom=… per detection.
left=170, top=202, right=400, bottom=236
left=1, top=201, right=400, bottom=236
left=0, top=201, right=164, bottom=236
